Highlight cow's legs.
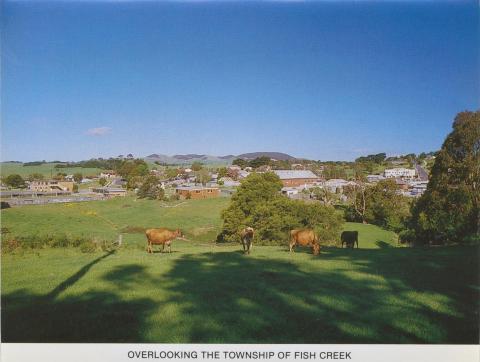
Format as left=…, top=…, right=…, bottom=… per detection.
left=289, top=242, right=295, bottom=253
left=162, top=244, right=165, bottom=253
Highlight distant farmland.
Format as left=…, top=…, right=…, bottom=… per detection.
left=0, top=162, right=103, bottom=178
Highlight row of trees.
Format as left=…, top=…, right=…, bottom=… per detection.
left=232, top=157, right=293, bottom=170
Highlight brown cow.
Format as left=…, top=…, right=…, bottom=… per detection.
left=289, top=229, right=320, bottom=255
left=240, top=227, right=254, bottom=254
left=146, top=228, right=184, bottom=253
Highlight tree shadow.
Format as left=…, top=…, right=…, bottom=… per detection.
left=2, top=252, right=157, bottom=342
left=47, top=250, right=116, bottom=299
left=157, top=247, right=479, bottom=343
left=2, top=246, right=478, bottom=343
left=375, top=240, right=393, bottom=249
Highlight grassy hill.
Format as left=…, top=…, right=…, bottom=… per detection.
left=1, top=197, right=478, bottom=343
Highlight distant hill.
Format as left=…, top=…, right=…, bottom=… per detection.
left=172, top=154, right=208, bottom=160
left=145, top=154, right=234, bottom=165
left=144, top=151, right=297, bottom=165
left=236, top=152, right=296, bottom=161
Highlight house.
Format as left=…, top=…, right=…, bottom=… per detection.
left=395, top=178, right=409, bottom=191
left=218, top=177, right=241, bottom=187
left=323, top=179, right=356, bottom=193
left=108, top=177, right=127, bottom=187
left=99, top=171, right=117, bottom=179
left=273, top=170, right=319, bottom=187
left=291, top=164, right=305, bottom=170
left=281, top=187, right=300, bottom=197
left=30, top=180, right=75, bottom=192
left=384, top=168, right=416, bottom=178
left=367, top=174, right=385, bottom=183
left=409, top=181, right=428, bottom=196
left=175, top=186, right=220, bottom=199
left=91, top=187, right=127, bottom=197
left=238, top=170, right=250, bottom=179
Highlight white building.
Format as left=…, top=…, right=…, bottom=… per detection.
left=367, top=174, right=385, bottom=183
left=281, top=187, right=300, bottom=197
left=323, top=179, right=356, bottom=193
left=384, top=168, right=416, bottom=178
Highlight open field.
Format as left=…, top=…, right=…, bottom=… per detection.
left=1, top=197, right=478, bottom=343
left=0, top=197, right=397, bottom=247
left=1, top=197, right=230, bottom=244
left=0, top=162, right=103, bottom=178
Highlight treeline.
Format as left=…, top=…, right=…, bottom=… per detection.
left=232, top=156, right=293, bottom=170
left=54, top=158, right=124, bottom=170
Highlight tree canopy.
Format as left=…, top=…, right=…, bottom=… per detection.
left=409, top=110, right=480, bottom=244
left=3, top=174, right=26, bottom=189
left=219, top=172, right=344, bottom=245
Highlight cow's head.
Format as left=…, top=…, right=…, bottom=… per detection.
left=312, top=243, right=320, bottom=255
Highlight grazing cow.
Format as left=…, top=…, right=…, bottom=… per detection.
left=289, top=229, right=320, bottom=255
left=240, top=227, right=254, bottom=254
left=146, top=228, right=183, bottom=253
left=341, top=231, right=359, bottom=248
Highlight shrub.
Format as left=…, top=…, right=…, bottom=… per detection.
left=1, top=234, right=117, bottom=254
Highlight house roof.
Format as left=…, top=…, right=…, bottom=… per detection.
left=273, top=170, right=318, bottom=180
left=175, top=186, right=219, bottom=191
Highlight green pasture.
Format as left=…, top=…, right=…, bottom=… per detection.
left=0, top=162, right=103, bottom=178
left=2, top=243, right=478, bottom=343
left=1, top=196, right=395, bottom=247
left=1, top=197, right=479, bottom=343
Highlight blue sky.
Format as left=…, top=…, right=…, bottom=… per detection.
left=1, top=0, right=478, bottom=162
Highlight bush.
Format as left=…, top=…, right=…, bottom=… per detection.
left=169, top=194, right=180, bottom=201
left=398, top=229, right=416, bottom=244
left=1, top=234, right=117, bottom=254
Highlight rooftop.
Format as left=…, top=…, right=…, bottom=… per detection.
left=176, top=186, right=219, bottom=191
left=273, top=170, right=318, bottom=179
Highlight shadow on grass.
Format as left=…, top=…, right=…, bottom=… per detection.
left=375, top=240, right=393, bottom=249
left=2, top=246, right=479, bottom=343
left=156, top=247, right=479, bottom=343
left=2, top=250, right=156, bottom=342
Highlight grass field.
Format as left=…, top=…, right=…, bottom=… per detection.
left=1, top=197, right=479, bottom=343
left=1, top=197, right=230, bottom=244
left=0, top=162, right=103, bottom=178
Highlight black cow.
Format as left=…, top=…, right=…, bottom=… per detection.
left=341, top=231, right=359, bottom=248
